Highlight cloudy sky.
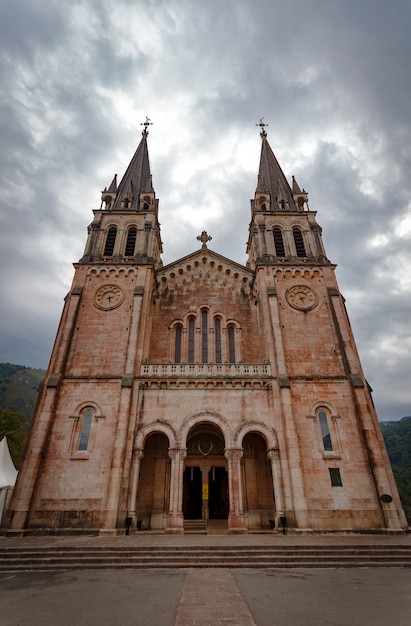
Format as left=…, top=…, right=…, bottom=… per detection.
left=1, top=0, right=410, bottom=421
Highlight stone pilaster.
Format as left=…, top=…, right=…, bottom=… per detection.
left=267, top=448, right=284, bottom=528
left=225, top=448, right=247, bottom=533
left=166, top=448, right=186, bottom=534
left=127, top=448, right=144, bottom=526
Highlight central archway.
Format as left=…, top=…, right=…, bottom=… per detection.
left=183, top=423, right=228, bottom=523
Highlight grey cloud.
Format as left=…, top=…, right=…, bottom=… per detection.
left=0, top=0, right=410, bottom=421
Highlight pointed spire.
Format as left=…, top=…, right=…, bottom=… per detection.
left=112, top=123, right=155, bottom=211
left=107, top=174, right=117, bottom=193
left=255, top=132, right=296, bottom=212
left=292, top=175, right=309, bottom=211
left=101, top=174, right=117, bottom=210
left=292, top=175, right=302, bottom=194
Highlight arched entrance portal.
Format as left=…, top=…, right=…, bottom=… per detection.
left=136, top=432, right=170, bottom=530
left=242, top=432, right=276, bottom=530
left=183, top=424, right=229, bottom=524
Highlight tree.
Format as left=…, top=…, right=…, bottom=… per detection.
left=0, top=408, right=27, bottom=468
left=381, top=416, right=411, bottom=517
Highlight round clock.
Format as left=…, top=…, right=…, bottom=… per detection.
left=94, top=284, right=125, bottom=310
left=286, top=285, right=318, bottom=311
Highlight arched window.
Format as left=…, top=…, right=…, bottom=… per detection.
left=273, top=227, right=285, bottom=257
left=215, top=318, right=222, bottom=363
left=293, top=227, right=306, bottom=257
left=318, top=410, right=333, bottom=452
left=201, top=310, right=208, bottom=363
left=125, top=227, right=137, bottom=256
left=174, top=325, right=182, bottom=364
left=188, top=317, right=195, bottom=364
left=78, top=408, right=94, bottom=452
left=104, top=227, right=117, bottom=257
left=228, top=326, right=236, bottom=364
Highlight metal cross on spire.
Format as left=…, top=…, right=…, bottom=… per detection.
left=256, top=117, right=268, bottom=137
left=197, top=230, right=212, bottom=249
left=140, top=116, right=153, bottom=136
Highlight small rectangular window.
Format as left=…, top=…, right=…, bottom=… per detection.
left=329, top=467, right=343, bottom=487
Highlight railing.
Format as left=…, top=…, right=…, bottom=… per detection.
left=140, top=363, right=271, bottom=377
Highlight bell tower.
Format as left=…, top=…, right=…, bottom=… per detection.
left=246, top=121, right=406, bottom=532
left=6, top=120, right=163, bottom=534
left=247, top=121, right=327, bottom=268
left=81, top=119, right=162, bottom=268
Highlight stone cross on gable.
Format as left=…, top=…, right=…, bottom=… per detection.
left=197, top=230, right=212, bottom=249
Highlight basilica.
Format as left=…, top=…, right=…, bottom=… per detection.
left=6, top=122, right=407, bottom=535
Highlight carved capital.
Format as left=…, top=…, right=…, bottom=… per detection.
left=266, top=448, right=279, bottom=462
left=168, top=448, right=187, bottom=462
left=224, top=448, right=243, bottom=463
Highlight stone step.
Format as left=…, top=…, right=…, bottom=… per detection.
left=1, top=560, right=411, bottom=571
left=183, top=520, right=207, bottom=534
left=1, top=546, right=411, bottom=556
left=1, top=554, right=411, bottom=565
left=1, top=545, right=411, bottom=570
left=1, top=547, right=411, bottom=557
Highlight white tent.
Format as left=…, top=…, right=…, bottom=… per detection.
left=0, top=437, right=18, bottom=488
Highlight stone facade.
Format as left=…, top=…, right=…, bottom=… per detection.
left=5, top=126, right=407, bottom=535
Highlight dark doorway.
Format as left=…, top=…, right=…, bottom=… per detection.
left=136, top=432, right=170, bottom=530
left=208, top=467, right=229, bottom=519
left=183, top=466, right=202, bottom=519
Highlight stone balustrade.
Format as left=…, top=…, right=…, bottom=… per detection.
left=140, top=363, right=271, bottom=378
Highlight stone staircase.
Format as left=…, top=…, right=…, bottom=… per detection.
left=183, top=520, right=207, bottom=534
left=1, top=544, right=411, bottom=571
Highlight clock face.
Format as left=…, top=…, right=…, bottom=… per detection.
left=286, top=285, right=318, bottom=311
left=94, top=284, right=125, bottom=310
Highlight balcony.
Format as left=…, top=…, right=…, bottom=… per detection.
left=140, top=363, right=271, bottom=378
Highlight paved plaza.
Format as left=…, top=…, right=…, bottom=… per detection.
left=1, top=566, right=410, bottom=626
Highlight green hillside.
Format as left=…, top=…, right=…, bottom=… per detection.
left=0, top=363, right=46, bottom=467
left=380, top=416, right=411, bottom=517
left=0, top=363, right=45, bottom=429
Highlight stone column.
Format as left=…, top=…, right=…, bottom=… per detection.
left=143, top=222, right=152, bottom=256
left=201, top=464, right=211, bottom=523
left=267, top=448, right=284, bottom=527
left=259, top=223, right=267, bottom=256
left=225, top=449, right=247, bottom=533
left=166, top=448, right=186, bottom=534
left=127, top=448, right=144, bottom=526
